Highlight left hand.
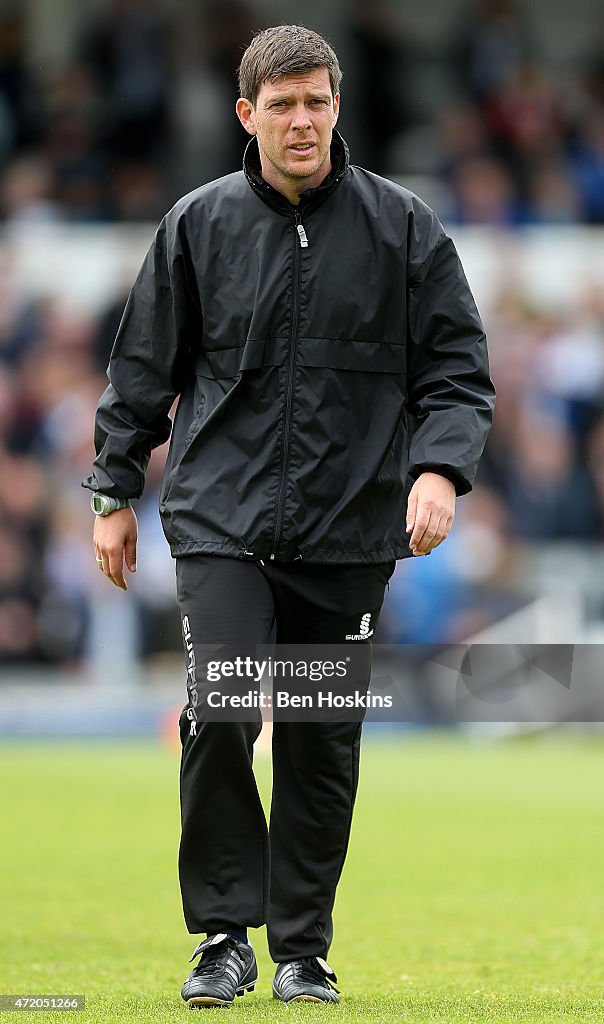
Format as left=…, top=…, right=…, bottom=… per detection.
left=406, top=472, right=456, bottom=556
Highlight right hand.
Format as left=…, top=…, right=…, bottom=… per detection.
left=93, top=506, right=138, bottom=590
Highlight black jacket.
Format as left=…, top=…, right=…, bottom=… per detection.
left=84, top=132, right=495, bottom=564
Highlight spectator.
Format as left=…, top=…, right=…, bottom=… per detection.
left=450, top=156, right=524, bottom=224
left=1, top=155, right=60, bottom=226
left=526, top=163, right=583, bottom=223
left=568, top=110, right=604, bottom=223
left=586, top=414, right=604, bottom=535
left=80, top=0, right=173, bottom=162
left=349, top=0, right=413, bottom=172
left=485, top=61, right=569, bottom=177
left=0, top=8, right=37, bottom=152
left=500, top=406, right=599, bottom=540
left=457, top=0, right=529, bottom=105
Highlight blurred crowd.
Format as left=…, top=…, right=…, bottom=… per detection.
left=2, top=244, right=604, bottom=664
left=380, top=282, right=604, bottom=645
left=1, top=0, right=604, bottom=226
left=2, top=0, right=604, bottom=665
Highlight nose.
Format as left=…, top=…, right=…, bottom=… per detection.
left=291, top=103, right=311, bottom=131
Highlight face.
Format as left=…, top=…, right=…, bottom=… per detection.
left=236, top=67, right=340, bottom=202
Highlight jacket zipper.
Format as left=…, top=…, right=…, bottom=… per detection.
left=270, top=209, right=307, bottom=559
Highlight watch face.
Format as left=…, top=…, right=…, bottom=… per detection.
left=91, top=494, right=106, bottom=514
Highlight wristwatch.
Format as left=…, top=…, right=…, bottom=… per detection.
left=90, top=493, right=131, bottom=516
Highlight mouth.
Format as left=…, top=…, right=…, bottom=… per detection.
left=288, top=142, right=316, bottom=154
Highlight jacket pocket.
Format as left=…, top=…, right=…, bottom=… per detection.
left=194, top=338, right=288, bottom=378
left=296, top=338, right=405, bottom=375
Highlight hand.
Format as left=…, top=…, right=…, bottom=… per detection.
left=406, top=472, right=456, bottom=556
left=93, top=506, right=138, bottom=590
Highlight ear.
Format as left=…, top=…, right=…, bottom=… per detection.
left=332, top=92, right=340, bottom=128
left=236, top=97, right=256, bottom=136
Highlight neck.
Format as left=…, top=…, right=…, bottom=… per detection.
left=259, top=156, right=333, bottom=206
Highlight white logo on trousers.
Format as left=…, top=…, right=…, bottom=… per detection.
left=346, top=612, right=374, bottom=641
left=182, top=614, right=198, bottom=737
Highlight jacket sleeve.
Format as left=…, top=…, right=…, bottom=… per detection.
left=406, top=232, right=495, bottom=496
left=82, top=214, right=200, bottom=499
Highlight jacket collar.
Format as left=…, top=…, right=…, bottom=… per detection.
left=243, top=129, right=350, bottom=215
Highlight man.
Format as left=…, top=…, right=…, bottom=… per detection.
left=85, top=25, right=494, bottom=1008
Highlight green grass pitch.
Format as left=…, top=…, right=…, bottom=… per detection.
left=1, top=732, right=604, bottom=1022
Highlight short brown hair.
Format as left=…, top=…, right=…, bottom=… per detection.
left=238, top=25, right=342, bottom=105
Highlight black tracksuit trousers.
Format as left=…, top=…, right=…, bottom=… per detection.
left=175, top=554, right=395, bottom=962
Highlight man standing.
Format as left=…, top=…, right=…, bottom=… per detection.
left=85, top=25, right=494, bottom=1008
